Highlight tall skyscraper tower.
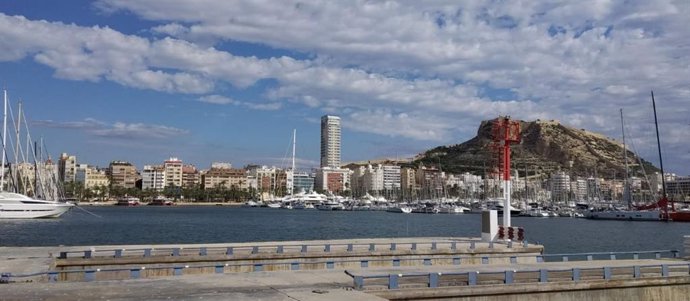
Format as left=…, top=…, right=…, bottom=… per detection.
left=320, top=115, right=341, bottom=168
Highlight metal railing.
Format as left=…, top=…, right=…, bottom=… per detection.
left=347, top=260, right=689, bottom=290
left=0, top=249, right=678, bottom=284
left=55, top=239, right=526, bottom=260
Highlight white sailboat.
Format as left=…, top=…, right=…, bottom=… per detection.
left=0, top=90, right=73, bottom=219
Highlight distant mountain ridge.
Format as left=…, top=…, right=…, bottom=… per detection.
left=415, top=118, right=659, bottom=178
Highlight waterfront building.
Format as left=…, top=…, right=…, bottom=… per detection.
left=141, top=165, right=165, bottom=191
left=75, top=165, right=109, bottom=190
left=570, top=178, right=588, bottom=202
left=415, top=165, right=445, bottom=198
left=58, top=153, right=77, bottom=183
left=164, top=157, right=183, bottom=188
left=667, top=176, right=690, bottom=200
left=182, top=164, right=200, bottom=188
left=315, top=167, right=350, bottom=194
left=202, top=164, right=247, bottom=190
left=382, top=165, right=401, bottom=191
left=275, top=169, right=294, bottom=196
left=549, top=171, right=570, bottom=202
left=108, top=161, right=137, bottom=188
left=293, top=172, right=314, bottom=193
left=320, top=115, right=341, bottom=168
left=400, top=167, right=416, bottom=196
left=247, top=165, right=277, bottom=194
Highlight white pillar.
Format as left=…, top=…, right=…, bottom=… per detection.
left=503, top=179, right=511, bottom=227
left=481, top=210, right=498, bottom=242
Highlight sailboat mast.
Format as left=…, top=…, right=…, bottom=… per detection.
left=14, top=102, right=21, bottom=191
left=1, top=90, right=7, bottom=191
left=651, top=91, right=667, bottom=200
left=620, top=109, right=631, bottom=209
left=291, top=129, right=296, bottom=195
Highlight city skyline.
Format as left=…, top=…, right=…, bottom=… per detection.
left=0, top=1, right=688, bottom=174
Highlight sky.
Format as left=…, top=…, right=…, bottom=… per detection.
left=0, top=1, right=688, bottom=174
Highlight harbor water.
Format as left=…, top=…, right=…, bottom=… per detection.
left=1, top=206, right=687, bottom=255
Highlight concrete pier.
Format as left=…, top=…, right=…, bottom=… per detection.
left=2, top=237, right=689, bottom=300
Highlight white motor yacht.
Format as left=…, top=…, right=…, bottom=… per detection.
left=0, top=192, right=74, bottom=219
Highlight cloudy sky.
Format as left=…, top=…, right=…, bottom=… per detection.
left=0, top=1, right=688, bottom=174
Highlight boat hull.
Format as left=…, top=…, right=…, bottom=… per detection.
left=587, top=210, right=661, bottom=221
left=0, top=203, right=73, bottom=219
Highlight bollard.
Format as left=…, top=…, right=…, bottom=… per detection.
left=226, top=247, right=234, bottom=256
left=429, top=273, right=439, bottom=288
left=389, top=274, right=399, bottom=289
left=505, top=270, right=514, bottom=284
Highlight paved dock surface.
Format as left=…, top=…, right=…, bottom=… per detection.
left=3, top=269, right=382, bottom=301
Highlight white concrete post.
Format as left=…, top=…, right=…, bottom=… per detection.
left=482, top=210, right=498, bottom=242
left=503, top=180, right=511, bottom=227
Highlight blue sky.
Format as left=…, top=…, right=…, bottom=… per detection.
left=0, top=1, right=688, bottom=174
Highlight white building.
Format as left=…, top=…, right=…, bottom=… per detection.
left=75, top=165, right=109, bottom=190
left=320, top=115, right=341, bottom=168
left=142, top=165, right=166, bottom=191
left=164, top=157, right=183, bottom=188
left=382, top=165, right=401, bottom=190
left=58, top=153, right=77, bottom=183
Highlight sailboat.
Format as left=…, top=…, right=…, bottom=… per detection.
left=0, top=90, right=73, bottom=219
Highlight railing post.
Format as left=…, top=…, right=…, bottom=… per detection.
left=451, top=242, right=457, bottom=250
left=429, top=273, right=439, bottom=288
left=587, top=255, right=593, bottom=261
left=424, top=258, right=432, bottom=266
left=489, top=242, right=494, bottom=249
left=215, top=265, right=224, bottom=274
left=199, top=247, right=207, bottom=256
left=656, top=252, right=661, bottom=259
left=361, top=260, right=369, bottom=268
left=393, top=259, right=400, bottom=267
left=130, top=268, right=141, bottom=279
left=389, top=274, right=399, bottom=289
left=572, top=268, right=580, bottom=281
left=482, top=257, right=489, bottom=264
left=253, top=264, right=263, bottom=272
left=672, top=251, right=679, bottom=258
left=326, top=261, right=334, bottom=269
left=562, top=256, right=568, bottom=262
left=172, top=248, right=180, bottom=257
left=301, top=245, right=307, bottom=253
left=536, top=256, right=544, bottom=263
left=347, top=244, right=353, bottom=252
left=453, top=257, right=461, bottom=265
left=411, top=243, right=417, bottom=250
left=48, top=272, right=58, bottom=283
left=539, top=269, right=548, bottom=283
left=390, top=243, right=396, bottom=251
left=291, top=262, right=300, bottom=270
left=58, top=251, right=68, bottom=259
left=369, top=243, right=376, bottom=251
left=252, top=246, right=259, bottom=254
left=226, top=247, right=234, bottom=256
left=662, top=265, right=669, bottom=277
left=114, top=249, right=123, bottom=258
left=354, top=276, right=364, bottom=290
left=84, top=270, right=95, bottom=282
left=505, top=270, right=514, bottom=284
left=277, top=246, right=284, bottom=253
left=83, top=250, right=92, bottom=259
left=604, top=267, right=612, bottom=280
left=523, top=241, right=528, bottom=248
left=510, top=256, right=517, bottom=264
left=468, top=271, right=478, bottom=286
left=633, top=253, right=639, bottom=260
left=634, top=266, right=641, bottom=278
left=431, top=242, right=437, bottom=250
left=144, top=248, right=152, bottom=257
left=610, top=254, right=616, bottom=260
left=324, top=244, right=331, bottom=252
left=470, top=241, right=476, bottom=249
left=508, top=241, right=513, bottom=248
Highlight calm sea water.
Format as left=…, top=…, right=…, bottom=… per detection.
left=1, top=207, right=687, bottom=255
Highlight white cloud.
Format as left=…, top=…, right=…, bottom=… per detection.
left=33, top=118, right=188, bottom=140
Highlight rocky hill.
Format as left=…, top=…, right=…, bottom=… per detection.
left=416, top=118, right=659, bottom=178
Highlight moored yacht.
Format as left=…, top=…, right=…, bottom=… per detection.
left=0, top=192, right=74, bottom=219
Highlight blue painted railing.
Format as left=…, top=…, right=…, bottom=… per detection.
left=55, top=239, right=526, bottom=259
left=346, top=261, right=690, bottom=290
left=0, top=249, right=679, bottom=283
